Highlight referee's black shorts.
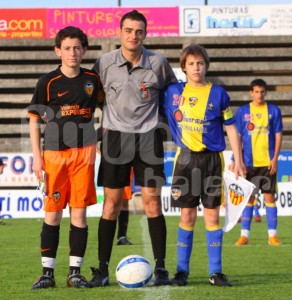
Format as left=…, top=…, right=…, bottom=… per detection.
left=97, top=128, right=165, bottom=188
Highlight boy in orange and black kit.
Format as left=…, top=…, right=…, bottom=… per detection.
left=28, top=26, right=104, bottom=289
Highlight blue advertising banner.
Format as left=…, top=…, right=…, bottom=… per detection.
left=277, top=151, right=292, bottom=182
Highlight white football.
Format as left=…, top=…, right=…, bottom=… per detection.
left=116, top=255, right=153, bottom=288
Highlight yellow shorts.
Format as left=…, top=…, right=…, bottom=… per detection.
left=43, top=145, right=97, bottom=212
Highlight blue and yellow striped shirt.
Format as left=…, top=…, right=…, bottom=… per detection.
left=161, top=82, right=234, bottom=152
left=235, top=102, right=282, bottom=167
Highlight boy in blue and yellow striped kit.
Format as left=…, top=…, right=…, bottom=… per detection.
left=161, top=44, right=244, bottom=287
left=232, top=79, right=282, bottom=246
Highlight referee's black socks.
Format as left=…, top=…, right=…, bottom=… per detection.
left=98, top=218, right=117, bottom=273
left=148, top=215, right=167, bottom=269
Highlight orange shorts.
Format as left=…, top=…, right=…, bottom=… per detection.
left=123, top=168, right=134, bottom=200
left=43, top=145, right=97, bottom=212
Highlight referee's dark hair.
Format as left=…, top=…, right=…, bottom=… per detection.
left=120, top=9, right=147, bottom=32
left=55, top=26, right=88, bottom=49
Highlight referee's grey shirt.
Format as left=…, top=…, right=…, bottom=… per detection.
left=93, top=46, right=177, bottom=133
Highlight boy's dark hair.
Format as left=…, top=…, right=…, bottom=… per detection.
left=250, top=79, right=267, bottom=91
left=180, top=44, right=210, bottom=72
left=55, top=26, right=88, bottom=49
left=120, top=9, right=147, bottom=31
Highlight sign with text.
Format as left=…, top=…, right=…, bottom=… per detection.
left=180, top=5, right=292, bottom=36
left=277, top=151, right=292, bottom=182
left=0, top=188, right=104, bottom=219
left=1, top=5, right=292, bottom=38
left=0, top=153, right=36, bottom=187
left=0, top=9, right=47, bottom=38
left=1, top=183, right=291, bottom=219
left=161, top=183, right=292, bottom=217
left=47, top=7, right=179, bottom=38
left=1, top=150, right=292, bottom=187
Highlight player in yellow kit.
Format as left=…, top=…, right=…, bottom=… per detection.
left=232, top=79, right=282, bottom=246
left=161, top=44, right=244, bottom=287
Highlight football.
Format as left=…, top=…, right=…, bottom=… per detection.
left=116, top=255, right=153, bottom=288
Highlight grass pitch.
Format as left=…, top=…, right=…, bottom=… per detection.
left=0, top=215, right=291, bottom=300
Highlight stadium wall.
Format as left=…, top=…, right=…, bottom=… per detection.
left=0, top=35, right=292, bottom=152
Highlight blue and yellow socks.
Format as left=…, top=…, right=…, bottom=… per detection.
left=206, top=225, right=223, bottom=275
left=241, top=203, right=253, bottom=237
left=265, top=202, right=278, bottom=237
left=176, top=223, right=194, bottom=273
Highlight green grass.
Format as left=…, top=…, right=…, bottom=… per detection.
left=0, top=215, right=291, bottom=300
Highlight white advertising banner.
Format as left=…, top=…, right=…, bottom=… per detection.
left=0, top=188, right=104, bottom=219
left=161, top=182, right=292, bottom=217
left=1, top=151, right=292, bottom=218
left=1, top=183, right=291, bottom=219
left=0, top=153, right=37, bottom=187
left=0, top=153, right=101, bottom=188
left=180, top=5, right=292, bottom=36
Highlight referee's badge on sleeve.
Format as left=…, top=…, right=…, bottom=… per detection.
left=222, top=170, right=256, bottom=232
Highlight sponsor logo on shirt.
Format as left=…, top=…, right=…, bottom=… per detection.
left=58, top=91, right=69, bottom=97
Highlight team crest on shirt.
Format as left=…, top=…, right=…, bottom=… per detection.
left=171, top=188, right=182, bottom=200
left=256, top=113, right=262, bottom=119
left=228, top=184, right=244, bottom=205
left=84, top=81, right=94, bottom=96
left=52, top=192, right=61, bottom=204
left=208, top=103, right=214, bottom=110
left=189, top=97, right=198, bottom=107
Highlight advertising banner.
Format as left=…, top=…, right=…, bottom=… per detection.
left=1, top=183, right=291, bottom=219
left=1, top=150, right=292, bottom=186
left=0, top=151, right=291, bottom=218
left=180, top=5, right=292, bottom=36
left=1, top=5, right=292, bottom=38
left=0, top=9, right=47, bottom=38
left=0, top=153, right=36, bottom=187
left=47, top=7, right=179, bottom=38
left=278, top=151, right=292, bottom=182
left=0, top=188, right=104, bottom=219
left=161, top=183, right=292, bottom=217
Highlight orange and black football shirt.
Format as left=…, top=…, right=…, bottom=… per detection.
left=28, top=66, right=104, bottom=150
